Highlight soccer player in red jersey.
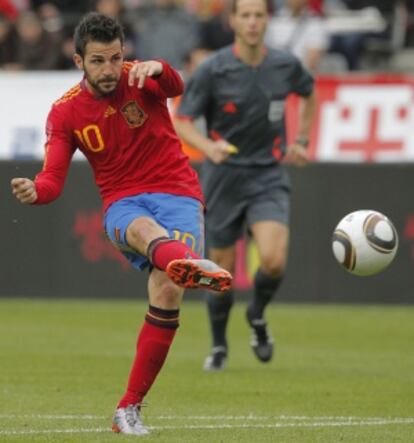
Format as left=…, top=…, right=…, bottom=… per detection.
left=10, top=12, right=232, bottom=436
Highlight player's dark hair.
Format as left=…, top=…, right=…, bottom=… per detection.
left=74, top=12, right=124, bottom=58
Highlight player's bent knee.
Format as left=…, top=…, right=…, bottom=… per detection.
left=127, top=217, right=164, bottom=238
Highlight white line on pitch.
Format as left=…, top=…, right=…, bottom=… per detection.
left=148, top=419, right=414, bottom=430
left=0, top=414, right=106, bottom=420
left=155, top=415, right=413, bottom=421
left=0, top=428, right=108, bottom=436
left=149, top=419, right=414, bottom=430
left=1, top=419, right=414, bottom=436
left=1, top=414, right=413, bottom=421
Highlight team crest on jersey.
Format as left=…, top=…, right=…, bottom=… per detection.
left=121, top=100, right=147, bottom=128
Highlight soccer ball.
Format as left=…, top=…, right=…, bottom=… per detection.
left=332, top=210, right=398, bottom=276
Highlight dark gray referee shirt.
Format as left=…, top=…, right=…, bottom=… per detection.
left=177, top=45, right=314, bottom=166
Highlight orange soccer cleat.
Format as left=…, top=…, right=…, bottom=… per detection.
left=166, top=258, right=232, bottom=293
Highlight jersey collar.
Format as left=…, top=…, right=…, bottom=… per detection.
left=231, top=43, right=269, bottom=59
left=232, top=43, right=268, bottom=65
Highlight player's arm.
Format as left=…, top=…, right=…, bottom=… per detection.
left=11, top=143, right=73, bottom=205
left=11, top=177, right=37, bottom=204
left=11, top=107, right=75, bottom=205
left=128, top=60, right=184, bottom=97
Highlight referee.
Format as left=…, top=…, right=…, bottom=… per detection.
left=175, top=0, right=317, bottom=370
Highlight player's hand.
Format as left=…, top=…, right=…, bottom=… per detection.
left=284, top=143, right=309, bottom=167
left=11, top=178, right=37, bottom=204
left=128, top=61, right=163, bottom=89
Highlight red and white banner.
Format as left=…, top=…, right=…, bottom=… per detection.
left=298, top=75, right=414, bottom=163
left=2, top=72, right=414, bottom=162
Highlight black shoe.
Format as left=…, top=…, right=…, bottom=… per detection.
left=246, top=310, right=274, bottom=363
left=203, top=346, right=227, bottom=371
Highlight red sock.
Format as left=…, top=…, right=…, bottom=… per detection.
left=118, top=306, right=179, bottom=408
left=150, top=238, right=200, bottom=271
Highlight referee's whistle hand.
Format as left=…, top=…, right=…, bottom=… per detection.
left=207, top=140, right=232, bottom=164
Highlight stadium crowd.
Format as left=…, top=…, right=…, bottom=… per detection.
left=1, top=0, right=414, bottom=73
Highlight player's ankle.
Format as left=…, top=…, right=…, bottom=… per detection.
left=148, top=238, right=200, bottom=270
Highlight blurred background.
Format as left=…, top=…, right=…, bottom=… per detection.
left=1, top=0, right=414, bottom=304
left=2, top=0, right=414, bottom=73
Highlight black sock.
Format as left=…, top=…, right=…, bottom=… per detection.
left=247, top=269, right=283, bottom=321
left=206, top=290, right=234, bottom=351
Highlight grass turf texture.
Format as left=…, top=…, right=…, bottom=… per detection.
left=0, top=298, right=413, bottom=442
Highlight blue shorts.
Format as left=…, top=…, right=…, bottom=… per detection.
left=104, top=193, right=205, bottom=270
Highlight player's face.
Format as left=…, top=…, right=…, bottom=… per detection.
left=74, top=39, right=124, bottom=96
left=230, top=0, right=268, bottom=48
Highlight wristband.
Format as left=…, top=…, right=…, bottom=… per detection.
left=295, top=136, right=309, bottom=148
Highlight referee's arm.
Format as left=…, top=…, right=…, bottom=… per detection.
left=285, top=90, right=317, bottom=167
left=174, top=118, right=232, bottom=165
left=297, top=90, right=317, bottom=144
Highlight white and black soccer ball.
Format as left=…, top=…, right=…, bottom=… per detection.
left=332, top=210, right=398, bottom=276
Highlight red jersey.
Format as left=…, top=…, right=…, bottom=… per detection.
left=34, top=60, right=204, bottom=211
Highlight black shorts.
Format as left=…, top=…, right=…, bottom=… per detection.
left=201, top=162, right=291, bottom=248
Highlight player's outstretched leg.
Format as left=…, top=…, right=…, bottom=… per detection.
left=148, top=237, right=232, bottom=293
left=166, top=258, right=232, bottom=293
left=112, top=404, right=149, bottom=436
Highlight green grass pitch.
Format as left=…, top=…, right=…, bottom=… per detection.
left=0, top=298, right=413, bottom=442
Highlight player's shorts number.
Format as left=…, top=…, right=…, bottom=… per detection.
left=75, top=125, right=105, bottom=152
left=173, top=229, right=196, bottom=251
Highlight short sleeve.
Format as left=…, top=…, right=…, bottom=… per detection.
left=291, top=57, right=314, bottom=97
left=177, top=60, right=213, bottom=119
